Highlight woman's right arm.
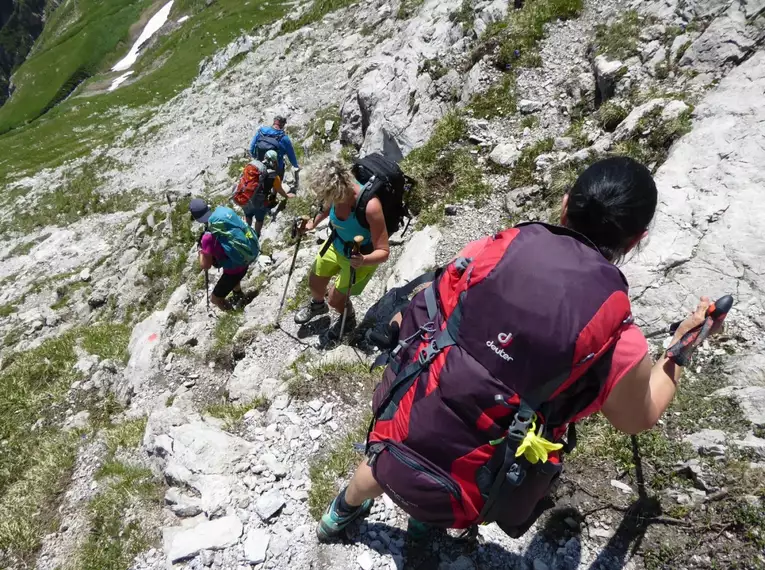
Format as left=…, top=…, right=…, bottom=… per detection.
left=602, top=297, right=716, bottom=434
left=304, top=204, right=330, bottom=232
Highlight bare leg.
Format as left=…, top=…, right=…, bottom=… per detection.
left=327, top=283, right=351, bottom=314
left=308, top=272, right=331, bottom=303
left=210, top=294, right=231, bottom=311
left=344, top=461, right=384, bottom=506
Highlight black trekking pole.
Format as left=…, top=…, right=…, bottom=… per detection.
left=338, top=236, right=364, bottom=340
left=275, top=216, right=309, bottom=327
left=205, top=269, right=210, bottom=314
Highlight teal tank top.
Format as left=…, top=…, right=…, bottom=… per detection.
left=330, top=182, right=372, bottom=256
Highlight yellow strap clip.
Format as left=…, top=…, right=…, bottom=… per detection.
left=514, top=416, right=563, bottom=464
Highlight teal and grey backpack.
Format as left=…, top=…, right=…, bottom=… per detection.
left=207, top=206, right=260, bottom=268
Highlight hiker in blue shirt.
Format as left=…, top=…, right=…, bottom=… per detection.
left=249, top=115, right=300, bottom=182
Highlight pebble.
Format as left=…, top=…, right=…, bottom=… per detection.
left=610, top=479, right=634, bottom=494
left=255, top=489, right=286, bottom=520
left=284, top=425, right=301, bottom=441
left=357, top=551, right=374, bottom=570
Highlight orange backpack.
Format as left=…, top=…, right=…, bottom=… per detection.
left=233, top=161, right=266, bottom=206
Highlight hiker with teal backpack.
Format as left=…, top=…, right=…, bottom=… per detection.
left=316, top=157, right=729, bottom=543
left=190, top=199, right=260, bottom=312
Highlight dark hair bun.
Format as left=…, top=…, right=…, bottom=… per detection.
left=565, top=157, right=657, bottom=262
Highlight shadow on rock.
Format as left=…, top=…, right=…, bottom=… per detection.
left=334, top=513, right=583, bottom=570
left=297, top=316, right=331, bottom=339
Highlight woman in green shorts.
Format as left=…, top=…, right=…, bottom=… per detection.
left=294, top=159, right=390, bottom=341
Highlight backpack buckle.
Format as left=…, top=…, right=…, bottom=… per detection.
left=417, top=339, right=440, bottom=366
left=454, top=257, right=472, bottom=274
left=506, top=404, right=535, bottom=444
left=506, top=462, right=526, bottom=486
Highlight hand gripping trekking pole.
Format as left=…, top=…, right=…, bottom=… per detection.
left=275, top=216, right=309, bottom=327
left=338, top=235, right=364, bottom=340
left=664, top=294, right=733, bottom=366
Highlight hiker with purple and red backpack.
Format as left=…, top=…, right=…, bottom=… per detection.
left=316, top=156, right=725, bottom=542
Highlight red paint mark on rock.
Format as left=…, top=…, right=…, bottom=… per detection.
left=148, top=333, right=158, bottom=342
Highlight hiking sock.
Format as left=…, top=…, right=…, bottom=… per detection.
left=335, top=487, right=358, bottom=517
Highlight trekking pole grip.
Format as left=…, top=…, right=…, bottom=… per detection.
left=666, top=294, right=734, bottom=366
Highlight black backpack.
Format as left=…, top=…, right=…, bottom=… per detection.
left=351, top=153, right=415, bottom=237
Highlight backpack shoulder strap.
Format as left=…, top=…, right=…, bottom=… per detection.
left=354, top=178, right=377, bottom=229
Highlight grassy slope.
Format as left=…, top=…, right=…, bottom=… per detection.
left=0, top=0, right=154, bottom=133
left=0, top=0, right=288, bottom=182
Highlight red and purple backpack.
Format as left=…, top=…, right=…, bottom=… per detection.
left=366, top=222, right=634, bottom=537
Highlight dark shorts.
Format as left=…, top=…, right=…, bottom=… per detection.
left=243, top=194, right=273, bottom=223
left=212, top=269, right=247, bottom=299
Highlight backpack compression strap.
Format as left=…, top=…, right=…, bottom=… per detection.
left=365, top=285, right=462, bottom=454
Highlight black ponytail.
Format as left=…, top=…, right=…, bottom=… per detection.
left=564, top=157, right=657, bottom=263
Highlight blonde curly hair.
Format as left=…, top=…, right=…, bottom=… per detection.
left=311, top=159, right=356, bottom=205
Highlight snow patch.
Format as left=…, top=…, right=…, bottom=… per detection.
left=112, top=0, right=174, bottom=72
left=177, top=15, right=190, bottom=23
left=109, top=71, right=134, bottom=92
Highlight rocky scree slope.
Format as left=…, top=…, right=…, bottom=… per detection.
left=0, top=0, right=764, bottom=569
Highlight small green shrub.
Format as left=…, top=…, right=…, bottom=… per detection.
left=520, top=115, right=539, bottom=129
left=495, top=0, right=584, bottom=69
left=564, top=119, right=589, bottom=149
left=227, top=154, right=250, bottom=179
left=308, top=413, right=371, bottom=519
left=207, top=311, right=244, bottom=369
left=613, top=106, right=692, bottom=169
left=451, top=0, right=476, bottom=30
left=7, top=159, right=139, bottom=235
left=205, top=397, right=269, bottom=428
left=259, top=238, right=274, bottom=258
left=397, top=0, right=425, bottom=19
left=81, top=322, right=132, bottom=363
left=593, top=10, right=642, bottom=59
left=597, top=101, right=628, bottom=131
left=509, top=137, right=554, bottom=187
left=77, top=462, right=162, bottom=570
left=141, top=197, right=197, bottom=312
left=104, top=417, right=147, bottom=455
left=281, top=0, right=357, bottom=33
left=469, top=74, right=517, bottom=119
left=285, top=273, right=311, bottom=313
left=288, top=361, right=376, bottom=403
left=420, top=58, right=449, bottom=81
left=0, top=303, right=16, bottom=317
left=398, top=111, right=492, bottom=225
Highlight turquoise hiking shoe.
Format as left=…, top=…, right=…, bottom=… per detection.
left=406, top=517, right=431, bottom=541
left=316, top=494, right=374, bottom=542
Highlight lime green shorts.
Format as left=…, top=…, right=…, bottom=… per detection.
left=313, top=242, right=377, bottom=296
